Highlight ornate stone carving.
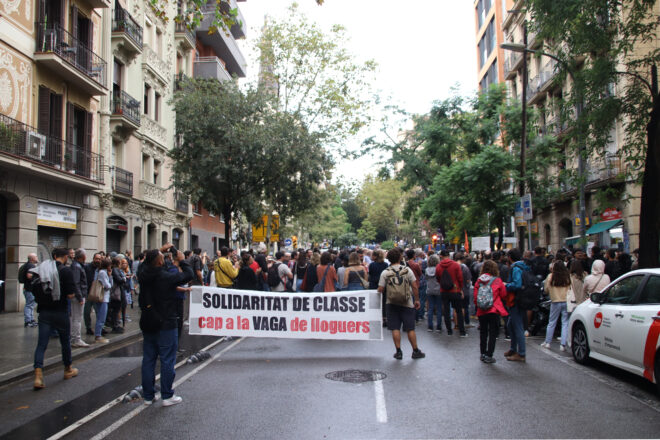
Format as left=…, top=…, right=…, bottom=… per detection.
left=142, top=45, right=170, bottom=85
left=99, top=193, right=114, bottom=208
left=126, top=200, right=144, bottom=215
left=140, top=180, right=167, bottom=206
left=0, top=45, right=32, bottom=123
left=140, top=116, right=168, bottom=148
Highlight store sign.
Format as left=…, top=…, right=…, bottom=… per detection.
left=37, top=202, right=77, bottom=230
left=106, top=216, right=128, bottom=232
left=601, top=208, right=622, bottom=221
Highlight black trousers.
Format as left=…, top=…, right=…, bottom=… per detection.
left=176, top=298, right=184, bottom=339
left=108, top=299, right=122, bottom=328
left=478, top=313, right=499, bottom=357
left=441, top=291, right=465, bottom=334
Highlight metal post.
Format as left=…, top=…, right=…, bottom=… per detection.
left=518, top=24, right=528, bottom=251
left=576, top=99, right=587, bottom=248
left=527, top=219, right=533, bottom=251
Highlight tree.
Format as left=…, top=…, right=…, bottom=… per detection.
left=335, top=232, right=359, bottom=248
left=355, top=176, right=407, bottom=242
left=528, top=0, right=660, bottom=267
left=169, top=78, right=330, bottom=241
left=256, top=3, right=376, bottom=146
left=357, top=219, right=377, bottom=243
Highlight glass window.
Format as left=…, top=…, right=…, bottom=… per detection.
left=639, top=275, right=660, bottom=304
left=603, top=275, right=644, bottom=304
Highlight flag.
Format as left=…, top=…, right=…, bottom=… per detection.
left=464, top=230, right=469, bottom=252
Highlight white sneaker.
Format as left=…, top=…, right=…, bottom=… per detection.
left=524, top=330, right=530, bottom=337
left=144, top=395, right=160, bottom=405
left=540, top=342, right=551, bottom=349
left=559, top=344, right=566, bottom=352
left=162, top=395, right=183, bottom=407
left=71, top=340, right=90, bottom=348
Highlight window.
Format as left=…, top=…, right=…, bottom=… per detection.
left=144, top=84, right=150, bottom=115
left=154, top=92, right=161, bottom=121
left=480, top=61, right=498, bottom=91
left=153, top=159, right=161, bottom=185
left=38, top=85, right=63, bottom=138
left=639, top=276, right=660, bottom=304
left=603, top=275, right=644, bottom=304
left=193, top=200, right=202, bottom=214
left=191, top=235, right=199, bottom=249
left=142, top=154, right=149, bottom=179
left=478, top=19, right=496, bottom=68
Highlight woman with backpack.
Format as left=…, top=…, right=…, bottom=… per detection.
left=302, top=252, right=320, bottom=292
left=541, top=260, right=571, bottom=351
left=316, top=252, right=338, bottom=292
left=425, top=254, right=443, bottom=332
left=473, top=260, right=507, bottom=363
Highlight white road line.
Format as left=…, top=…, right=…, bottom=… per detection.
left=87, top=337, right=243, bottom=440
left=373, top=379, right=387, bottom=423
left=534, top=344, right=660, bottom=414
left=47, top=337, right=230, bottom=440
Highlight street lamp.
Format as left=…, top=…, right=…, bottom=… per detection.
left=500, top=42, right=587, bottom=250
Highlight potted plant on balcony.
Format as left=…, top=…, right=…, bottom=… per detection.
left=0, top=121, right=17, bottom=152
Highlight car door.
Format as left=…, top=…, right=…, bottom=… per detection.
left=594, top=274, right=645, bottom=361
left=615, top=274, right=660, bottom=379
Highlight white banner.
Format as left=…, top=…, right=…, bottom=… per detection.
left=189, top=287, right=383, bottom=340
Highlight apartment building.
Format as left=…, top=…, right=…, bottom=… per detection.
left=501, top=3, right=641, bottom=253
left=474, top=0, right=511, bottom=91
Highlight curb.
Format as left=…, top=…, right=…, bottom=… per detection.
left=0, top=328, right=143, bottom=389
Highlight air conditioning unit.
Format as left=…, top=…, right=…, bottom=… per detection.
left=25, top=131, right=47, bottom=160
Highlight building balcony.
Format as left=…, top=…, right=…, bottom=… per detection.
left=587, top=154, right=623, bottom=186
left=139, top=116, right=167, bottom=147
left=35, top=23, right=108, bottom=96
left=0, top=112, right=104, bottom=185
left=143, top=45, right=170, bottom=85
left=139, top=180, right=168, bottom=207
left=194, top=56, right=232, bottom=82
left=546, top=115, right=569, bottom=136
left=110, top=166, right=133, bottom=196
left=197, top=6, right=247, bottom=78
left=111, top=90, right=141, bottom=129
left=81, top=0, right=111, bottom=9
left=228, top=0, right=247, bottom=39
left=174, top=72, right=188, bottom=91
left=112, top=5, right=143, bottom=55
left=527, top=64, right=557, bottom=104
left=175, top=193, right=189, bottom=213
left=175, top=22, right=196, bottom=51
left=504, top=51, right=522, bottom=80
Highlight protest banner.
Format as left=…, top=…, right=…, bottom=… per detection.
left=189, top=287, right=383, bottom=341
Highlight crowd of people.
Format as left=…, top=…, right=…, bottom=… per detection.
left=20, top=240, right=638, bottom=404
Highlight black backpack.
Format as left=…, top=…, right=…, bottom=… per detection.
left=439, top=268, right=455, bottom=291
left=517, top=270, right=542, bottom=310
left=18, top=263, right=29, bottom=284
left=267, top=263, right=282, bottom=288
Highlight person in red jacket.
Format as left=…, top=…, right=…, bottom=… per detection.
left=473, top=260, right=508, bottom=363
left=435, top=249, right=466, bottom=337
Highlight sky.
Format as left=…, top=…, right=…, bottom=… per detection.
left=236, top=0, right=478, bottom=181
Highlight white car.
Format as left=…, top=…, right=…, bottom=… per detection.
left=568, top=268, right=660, bottom=393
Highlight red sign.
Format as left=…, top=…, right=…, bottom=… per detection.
left=594, top=312, right=603, bottom=329
left=601, top=208, right=622, bottom=221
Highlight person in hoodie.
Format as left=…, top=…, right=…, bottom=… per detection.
left=504, top=249, right=530, bottom=362
left=436, top=249, right=466, bottom=337
left=425, top=254, right=443, bottom=332
left=474, top=260, right=508, bottom=363
left=582, top=259, right=610, bottom=299
left=138, top=244, right=194, bottom=407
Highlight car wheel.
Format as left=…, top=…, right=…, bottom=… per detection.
left=572, top=322, right=590, bottom=365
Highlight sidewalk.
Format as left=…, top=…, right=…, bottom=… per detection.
left=0, top=308, right=142, bottom=388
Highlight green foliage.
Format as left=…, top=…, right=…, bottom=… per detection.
left=380, top=240, right=394, bottom=250
left=294, top=188, right=351, bottom=244
left=356, top=219, right=377, bottom=243
left=335, top=232, right=358, bottom=248
left=256, top=3, right=376, bottom=146
left=169, top=78, right=331, bottom=238
left=355, top=176, right=406, bottom=242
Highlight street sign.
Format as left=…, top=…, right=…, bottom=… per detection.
left=521, top=194, right=533, bottom=221
left=284, top=238, right=292, bottom=247
left=471, top=236, right=490, bottom=251
left=515, top=200, right=526, bottom=226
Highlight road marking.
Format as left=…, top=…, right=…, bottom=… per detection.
left=47, top=337, right=230, bottom=440
left=533, top=344, right=660, bottom=414
left=87, top=337, right=243, bottom=440
left=373, top=379, right=387, bottom=423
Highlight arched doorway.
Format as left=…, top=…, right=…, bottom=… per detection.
left=544, top=224, right=551, bottom=247
left=106, top=215, right=128, bottom=254
left=147, top=223, right=157, bottom=249
left=172, top=228, right=183, bottom=249
left=133, top=226, right=142, bottom=256
left=161, top=231, right=168, bottom=246
left=559, top=218, right=573, bottom=244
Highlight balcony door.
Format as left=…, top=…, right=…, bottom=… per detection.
left=71, top=7, right=93, bottom=71
left=38, top=86, right=63, bottom=166
left=66, top=103, right=92, bottom=177
left=39, top=0, right=64, bottom=27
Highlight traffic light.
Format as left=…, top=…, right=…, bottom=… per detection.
left=432, top=234, right=438, bottom=246
left=292, top=235, right=298, bottom=249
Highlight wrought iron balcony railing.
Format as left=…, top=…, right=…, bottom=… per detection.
left=113, top=5, right=143, bottom=49
left=112, top=90, right=141, bottom=126
left=110, top=166, right=133, bottom=195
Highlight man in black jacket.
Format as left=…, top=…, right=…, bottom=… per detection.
left=70, top=249, right=89, bottom=348
left=138, top=244, right=194, bottom=406
left=83, top=252, right=102, bottom=336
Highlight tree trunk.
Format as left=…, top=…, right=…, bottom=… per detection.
left=639, top=95, right=660, bottom=268
left=497, top=217, right=504, bottom=250
left=223, top=204, right=232, bottom=249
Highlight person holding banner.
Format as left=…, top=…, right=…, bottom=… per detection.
left=378, top=248, right=425, bottom=360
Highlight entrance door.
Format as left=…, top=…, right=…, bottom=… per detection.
left=106, top=229, right=122, bottom=254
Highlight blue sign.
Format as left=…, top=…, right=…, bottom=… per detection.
left=284, top=238, right=292, bottom=246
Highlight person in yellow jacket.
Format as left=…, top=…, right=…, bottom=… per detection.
left=214, top=247, right=238, bottom=288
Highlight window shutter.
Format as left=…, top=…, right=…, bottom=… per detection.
left=51, top=93, right=63, bottom=138
left=66, top=102, right=74, bottom=144
left=87, top=19, right=94, bottom=52
left=38, top=0, right=47, bottom=21
left=38, top=85, right=50, bottom=136
left=71, top=7, right=78, bottom=38
left=85, top=111, right=93, bottom=151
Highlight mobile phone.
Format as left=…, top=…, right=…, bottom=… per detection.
left=168, top=246, right=178, bottom=255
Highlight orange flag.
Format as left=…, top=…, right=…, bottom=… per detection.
left=464, top=230, right=469, bottom=252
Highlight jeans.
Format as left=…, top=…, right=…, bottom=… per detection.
left=416, top=285, right=427, bottom=320
left=84, top=299, right=93, bottom=330
left=34, top=308, right=72, bottom=369
left=427, top=295, right=443, bottom=330
left=23, top=290, right=36, bottom=323
left=545, top=302, right=569, bottom=346
left=176, top=298, right=184, bottom=339
left=296, top=279, right=304, bottom=292
left=479, top=313, right=499, bottom=357
left=463, top=293, right=471, bottom=324
left=142, top=328, right=178, bottom=400
left=441, top=291, right=465, bottom=334
left=93, top=302, right=108, bottom=337
left=345, top=282, right=364, bottom=291
left=70, top=299, right=84, bottom=342
left=507, top=305, right=526, bottom=356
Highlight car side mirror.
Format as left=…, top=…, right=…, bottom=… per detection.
left=590, top=292, right=603, bottom=304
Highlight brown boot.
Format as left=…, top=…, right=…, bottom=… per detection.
left=63, top=365, right=79, bottom=380
left=33, top=368, right=45, bottom=390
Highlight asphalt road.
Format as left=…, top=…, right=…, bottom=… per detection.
left=2, top=325, right=652, bottom=440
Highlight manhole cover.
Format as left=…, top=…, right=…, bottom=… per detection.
left=325, top=369, right=386, bottom=383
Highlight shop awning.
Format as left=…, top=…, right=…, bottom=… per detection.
left=586, top=219, right=623, bottom=236
left=564, top=236, right=581, bottom=245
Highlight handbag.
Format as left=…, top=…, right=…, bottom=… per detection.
left=110, top=283, right=122, bottom=301
left=87, top=280, right=104, bottom=303
left=313, top=265, right=331, bottom=292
